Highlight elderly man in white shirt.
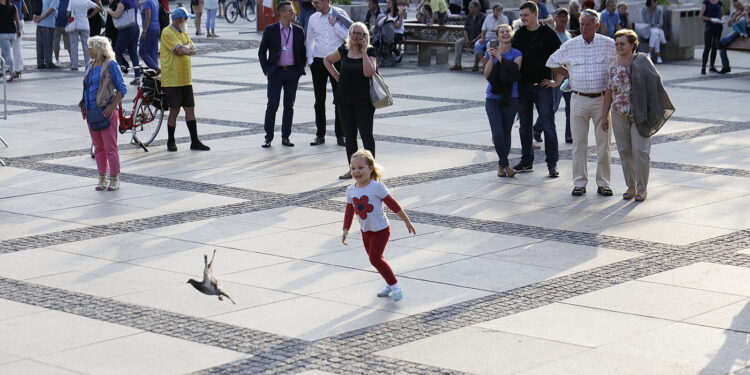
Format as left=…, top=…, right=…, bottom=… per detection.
left=546, top=9, right=616, bottom=197
left=306, top=0, right=350, bottom=147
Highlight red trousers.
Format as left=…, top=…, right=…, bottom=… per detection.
left=89, top=111, right=120, bottom=176
left=361, top=227, right=397, bottom=285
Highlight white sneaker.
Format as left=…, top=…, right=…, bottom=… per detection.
left=376, top=285, right=392, bottom=297
left=107, top=175, right=120, bottom=191
left=392, top=288, right=403, bottom=301
left=656, top=57, right=663, bottom=64
left=95, top=175, right=108, bottom=191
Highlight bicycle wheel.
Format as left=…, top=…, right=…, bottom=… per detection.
left=244, top=0, right=256, bottom=22
left=133, top=98, right=164, bottom=146
left=225, top=1, right=239, bottom=23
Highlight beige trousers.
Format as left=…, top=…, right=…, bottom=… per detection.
left=612, top=111, right=651, bottom=191
left=570, top=93, right=611, bottom=188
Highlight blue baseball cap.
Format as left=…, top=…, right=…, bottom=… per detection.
left=171, top=7, right=189, bottom=19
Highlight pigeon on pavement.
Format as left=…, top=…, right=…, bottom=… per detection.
left=187, top=249, right=236, bottom=304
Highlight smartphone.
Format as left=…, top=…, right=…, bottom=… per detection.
left=489, top=40, right=499, bottom=49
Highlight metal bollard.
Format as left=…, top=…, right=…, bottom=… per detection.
left=0, top=56, right=8, bottom=166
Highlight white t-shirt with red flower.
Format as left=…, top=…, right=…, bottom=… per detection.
left=345, top=180, right=392, bottom=232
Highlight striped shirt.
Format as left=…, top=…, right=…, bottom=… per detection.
left=545, top=33, right=615, bottom=94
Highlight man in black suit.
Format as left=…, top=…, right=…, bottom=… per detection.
left=258, top=1, right=306, bottom=148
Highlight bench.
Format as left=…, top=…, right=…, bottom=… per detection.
left=726, top=37, right=750, bottom=52
left=403, top=23, right=464, bottom=66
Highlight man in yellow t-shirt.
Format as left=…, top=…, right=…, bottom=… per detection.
left=160, top=7, right=210, bottom=152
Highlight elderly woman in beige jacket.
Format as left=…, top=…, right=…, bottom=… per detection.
left=601, top=29, right=674, bottom=202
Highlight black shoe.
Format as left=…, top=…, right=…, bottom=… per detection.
left=512, top=163, right=533, bottom=172
left=548, top=166, right=559, bottom=178
left=718, top=67, right=731, bottom=74
left=121, top=65, right=129, bottom=75
left=565, top=138, right=573, bottom=144
left=261, top=141, right=271, bottom=148
left=572, top=186, right=586, bottom=196
left=533, top=133, right=543, bottom=142
left=190, top=141, right=211, bottom=151
left=597, top=186, right=613, bottom=196
left=46, top=64, right=60, bottom=69
left=310, top=137, right=325, bottom=146
left=337, top=137, right=346, bottom=146
left=281, top=138, right=294, bottom=147
left=37, top=64, right=47, bottom=69
left=701, top=68, right=706, bottom=75
left=167, top=140, right=178, bottom=152
left=709, top=66, right=718, bottom=73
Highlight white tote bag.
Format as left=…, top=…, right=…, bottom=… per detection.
left=370, top=72, right=393, bottom=109
left=113, top=7, right=137, bottom=30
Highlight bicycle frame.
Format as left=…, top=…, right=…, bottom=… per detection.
left=118, top=88, right=150, bottom=152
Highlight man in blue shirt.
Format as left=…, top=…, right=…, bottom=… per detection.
left=599, top=0, right=621, bottom=37
left=33, top=0, right=60, bottom=68
left=52, top=0, right=71, bottom=66
left=139, top=0, right=160, bottom=70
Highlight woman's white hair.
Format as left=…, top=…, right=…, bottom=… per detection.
left=87, top=36, right=116, bottom=62
left=345, top=22, right=372, bottom=50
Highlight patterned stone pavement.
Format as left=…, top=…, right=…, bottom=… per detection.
left=1, top=11, right=750, bottom=375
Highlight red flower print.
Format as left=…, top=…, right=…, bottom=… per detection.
left=352, top=196, right=374, bottom=220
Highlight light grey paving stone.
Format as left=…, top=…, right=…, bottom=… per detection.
left=48, top=232, right=213, bottom=262
left=0, top=351, right=21, bottom=366
left=222, top=260, right=381, bottom=295
left=219, top=230, right=348, bottom=259
left=594, top=218, right=736, bottom=246
left=0, top=248, right=113, bottom=280
left=403, top=257, right=573, bottom=293
left=0, top=310, right=141, bottom=357
left=376, top=326, right=590, bottom=375
left=140, top=218, right=290, bottom=246
left=641, top=262, right=750, bottom=297
left=114, top=280, right=298, bottom=318
left=479, top=240, right=642, bottom=274
left=684, top=299, right=750, bottom=333
left=128, top=245, right=293, bottom=276
left=210, top=296, right=407, bottom=341
left=0, top=299, right=46, bottom=321
left=562, top=280, right=747, bottom=321
left=0, top=359, right=85, bottom=375
left=0, top=211, right=89, bottom=241
left=304, top=243, right=471, bottom=274
left=222, top=206, right=344, bottom=230
left=475, top=302, right=671, bottom=347
left=390, top=228, right=542, bottom=256
left=36, top=332, right=248, bottom=375
left=0, top=192, right=99, bottom=215
left=310, top=278, right=492, bottom=316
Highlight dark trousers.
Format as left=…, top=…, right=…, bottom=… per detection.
left=338, top=103, right=375, bottom=163
left=555, top=88, right=572, bottom=142
left=702, top=24, right=722, bottom=68
left=114, top=25, right=141, bottom=78
left=36, top=25, right=54, bottom=66
left=310, top=57, right=344, bottom=138
left=139, top=28, right=160, bottom=70
left=518, top=83, right=558, bottom=167
left=264, top=68, right=302, bottom=141
left=485, top=98, right=519, bottom=168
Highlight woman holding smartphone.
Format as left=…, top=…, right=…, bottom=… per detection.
left=483, top=24, right=522, bottom=178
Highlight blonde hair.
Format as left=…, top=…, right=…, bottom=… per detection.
left=345, top=22, right=372, bottom=51
left=496, top=23, right=514, bottom=36
left=87, top=36, right=116, bottom=62
left=351, top=149, right=383, bottom=181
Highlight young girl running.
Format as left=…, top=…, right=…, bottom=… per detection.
left=342, top=149, right=416, bottom=301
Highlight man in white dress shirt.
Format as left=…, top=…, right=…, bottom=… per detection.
left=546, top=9, right=616, bottom=197
left=306, top=0, right=350, bottom=147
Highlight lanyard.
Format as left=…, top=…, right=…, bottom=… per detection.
left=281, top=26, right=291, bottom=46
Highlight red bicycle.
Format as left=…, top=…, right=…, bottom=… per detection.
left=90, top=68, right=166, bottom=157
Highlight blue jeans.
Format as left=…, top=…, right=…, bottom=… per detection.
left=206, top=8, right=217, bottom=30
left=264, top=68, right=302, bottom=141
left=518, top=83, right=558, bottom=167
left=36, top=26, right=54, bottom=66
left=718, top=22, right=746, bottom=69
left=115, top=25, right=141, bottom=78
left=554, top=88, right=572, bottom=142
left=299, top=7, right=315, bottom=34
left=0, top=33, right=15, bottom=71
left=139, top=28, right=160, bottom=70
left=485, top=98, right=519, bottom=168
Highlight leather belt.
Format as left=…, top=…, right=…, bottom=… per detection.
left=572, top=91, right=605, bottom=98
left=279, top=65, right=296, bottom=70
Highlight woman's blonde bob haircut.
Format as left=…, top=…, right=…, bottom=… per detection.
left=350, top=149, right=383, bottom=181
left=345, top=22, right=372, bottom=51
left=87, top=36, right=116, bottom=62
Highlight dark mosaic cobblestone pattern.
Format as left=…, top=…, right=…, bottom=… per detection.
left=0, top=277, right=307, bottom=355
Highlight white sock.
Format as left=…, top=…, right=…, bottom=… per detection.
left=390, top=282, right=401, bottom=291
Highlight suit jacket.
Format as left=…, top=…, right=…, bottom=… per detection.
left=258, top=22, right=307, bottom=76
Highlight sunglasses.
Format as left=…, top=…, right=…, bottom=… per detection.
left=350, top=31, right=366, bottom=36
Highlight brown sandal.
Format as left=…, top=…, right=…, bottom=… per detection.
left=634, top=190, right=647, bottom=201
left=623, top=188, right=636, bottom=200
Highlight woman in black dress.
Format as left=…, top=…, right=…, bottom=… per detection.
left=324, top=22, right=378, bottom=180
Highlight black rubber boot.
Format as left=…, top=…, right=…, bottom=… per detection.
left=167, top=125, right=177, bottom=151
left=186, top=120, right=210, bottom=151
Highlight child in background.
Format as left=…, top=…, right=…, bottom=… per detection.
left=342, top=149, right=416, bottom=302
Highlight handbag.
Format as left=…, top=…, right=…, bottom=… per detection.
left=113, top=7, right=136, bottom=29
left=634, top=23, right=650, bottom=39
left=65, top=17, right=76, bottom=33
left=370, top=72, right=393, bottom=109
